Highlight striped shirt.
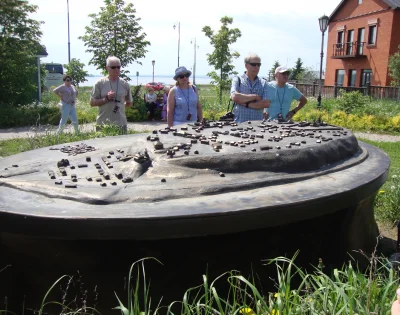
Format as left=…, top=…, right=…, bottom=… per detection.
left=230, top=73, right=269, bottom=123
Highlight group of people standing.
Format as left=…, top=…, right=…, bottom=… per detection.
left=144, top=86, right=170, bottom=122
left=231, top=53, right=307, bottom=124
left=52, top=53, right=307, bottom=135
left=53, top=56, right=133, bottom=135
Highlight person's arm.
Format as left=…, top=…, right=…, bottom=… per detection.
left=286, top=95, right=307, bottom=119
left=125, top=84, right=133, bottom=108
left=244, top=80, right=270, bottom=109
left=230, top=77, right=262, bottom=105
left=53, top=85, right=63, bottom=99
left=247, top=99, right=270, bottom=109
left=167, top=88, right=175, bottom=127
left=194, top=87, right=203, bottom=122
left=232, top=93, right=261, bottom=106
left=90, top=98, right=109, bottom=107
left=90, top=82, right=109, bottom=107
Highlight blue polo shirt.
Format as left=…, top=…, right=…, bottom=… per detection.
left=266, top=82, right=302, bottom=120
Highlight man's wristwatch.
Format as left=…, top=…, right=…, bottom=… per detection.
left=245, top=102, right=249, bottom=108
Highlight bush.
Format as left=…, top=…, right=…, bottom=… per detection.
left=336, top=90, right=370, bottom=114
left=0, top=103, right=60, bottom=128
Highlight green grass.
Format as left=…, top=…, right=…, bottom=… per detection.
left=360, top=140, right=400, bottom=171
left=0, top=124, right=143, bottom=158
left=359, top=140, right=400, bottom=225
left=0, top=137, right=32, bottom=157
left=5, top=253, right=399, bottom=315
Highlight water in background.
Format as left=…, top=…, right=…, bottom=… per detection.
left=82, top=75, right=212, bottom=87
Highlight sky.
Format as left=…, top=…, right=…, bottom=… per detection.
left=29, top=0, right=340, bottom=77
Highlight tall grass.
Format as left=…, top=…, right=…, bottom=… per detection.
left=3, top=252, right=399, bottom=315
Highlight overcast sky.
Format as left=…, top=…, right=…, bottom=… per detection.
left=29, top=0, right=340, bottom=77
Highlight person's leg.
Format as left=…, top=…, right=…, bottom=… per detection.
left=57, top=102, right=70, bottom=135
left=150, top=102, right=157, bottom=120
left=121, top=125, right=127, bottom=135
left=146, top=102, right=152, bottom=120
left=161, top=104, right=167, bottom=121
left=69, top=106, right=80, bottom=133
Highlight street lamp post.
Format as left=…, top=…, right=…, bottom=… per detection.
left=67, top=0, right=71, bottom=62
left=36, top=45, right=48, bottom=104
left=317, top=14, right=329, bottom=109
left=152, top=60, right=155, bottom=83
left=173, top=22, right=180, bottom=67
left=190, top=38, right=199, bottom=85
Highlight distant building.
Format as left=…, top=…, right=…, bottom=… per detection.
left=325, top=0, right=400, bottom=87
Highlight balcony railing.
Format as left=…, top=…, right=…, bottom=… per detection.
left=332, top=42, right=366, bottom=58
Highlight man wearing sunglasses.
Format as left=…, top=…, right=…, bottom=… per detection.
left=265, top=66, right=307, bottom=122
left=230, top=53, right=270, bottom=123
left=90, top=56, right=133, bottom=134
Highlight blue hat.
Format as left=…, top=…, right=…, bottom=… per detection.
left=173, top=66, right=192, bottom=80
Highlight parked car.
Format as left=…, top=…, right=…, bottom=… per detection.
left=145, top=82, right=164, bottom=91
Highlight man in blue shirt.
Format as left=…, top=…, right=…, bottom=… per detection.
left=230, top=53, right=270, bottom=123
left=266, top=66, right=307, bottom=121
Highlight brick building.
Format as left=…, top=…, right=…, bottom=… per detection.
left=325, top=0, right=400, bottom=87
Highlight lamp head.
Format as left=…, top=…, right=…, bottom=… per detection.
left=152, top=60, right=155, bottom=66
left=319, top=15, right=329, bottom=33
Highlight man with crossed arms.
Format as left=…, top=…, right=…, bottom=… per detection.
left=230, top=53, right=270, bottom=123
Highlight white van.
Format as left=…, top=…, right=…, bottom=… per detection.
left=43, top=63, right=64, bottom=91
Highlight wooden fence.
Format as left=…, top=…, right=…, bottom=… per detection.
left=291, top=83, right=400, bottom=101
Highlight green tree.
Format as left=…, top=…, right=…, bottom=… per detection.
left=202, top=16, right=241, bottom=104
left=289, top=58, right=305, bottom=81
left=269, top=61, right=281, bottom=81
left=64, top=58, right=88, bottom=88
left=78, top=0, right=150, bottom=80
left=0, top=0, right=44, bottom=105
left=388, top=45, right=400, bottom=86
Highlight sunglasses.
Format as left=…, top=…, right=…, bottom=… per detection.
left=248, top=62, right=261, bottom=67
left=178, top=73, right=190, bottom=79
left=65, top=79, right=71, bottom=82
left=280, top=72, right=290, bottom=76
left=110, top=66, right=121, bottom=69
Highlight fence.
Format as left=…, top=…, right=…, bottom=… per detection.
left=291, top=82, right=400, bottom=101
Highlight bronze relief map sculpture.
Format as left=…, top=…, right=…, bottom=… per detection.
left=0, top=120, right=390, bottom=253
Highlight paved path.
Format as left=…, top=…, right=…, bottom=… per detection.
left=0, top=122, right=165, bottom=140
left=0, top=122, right=399, bottom=142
